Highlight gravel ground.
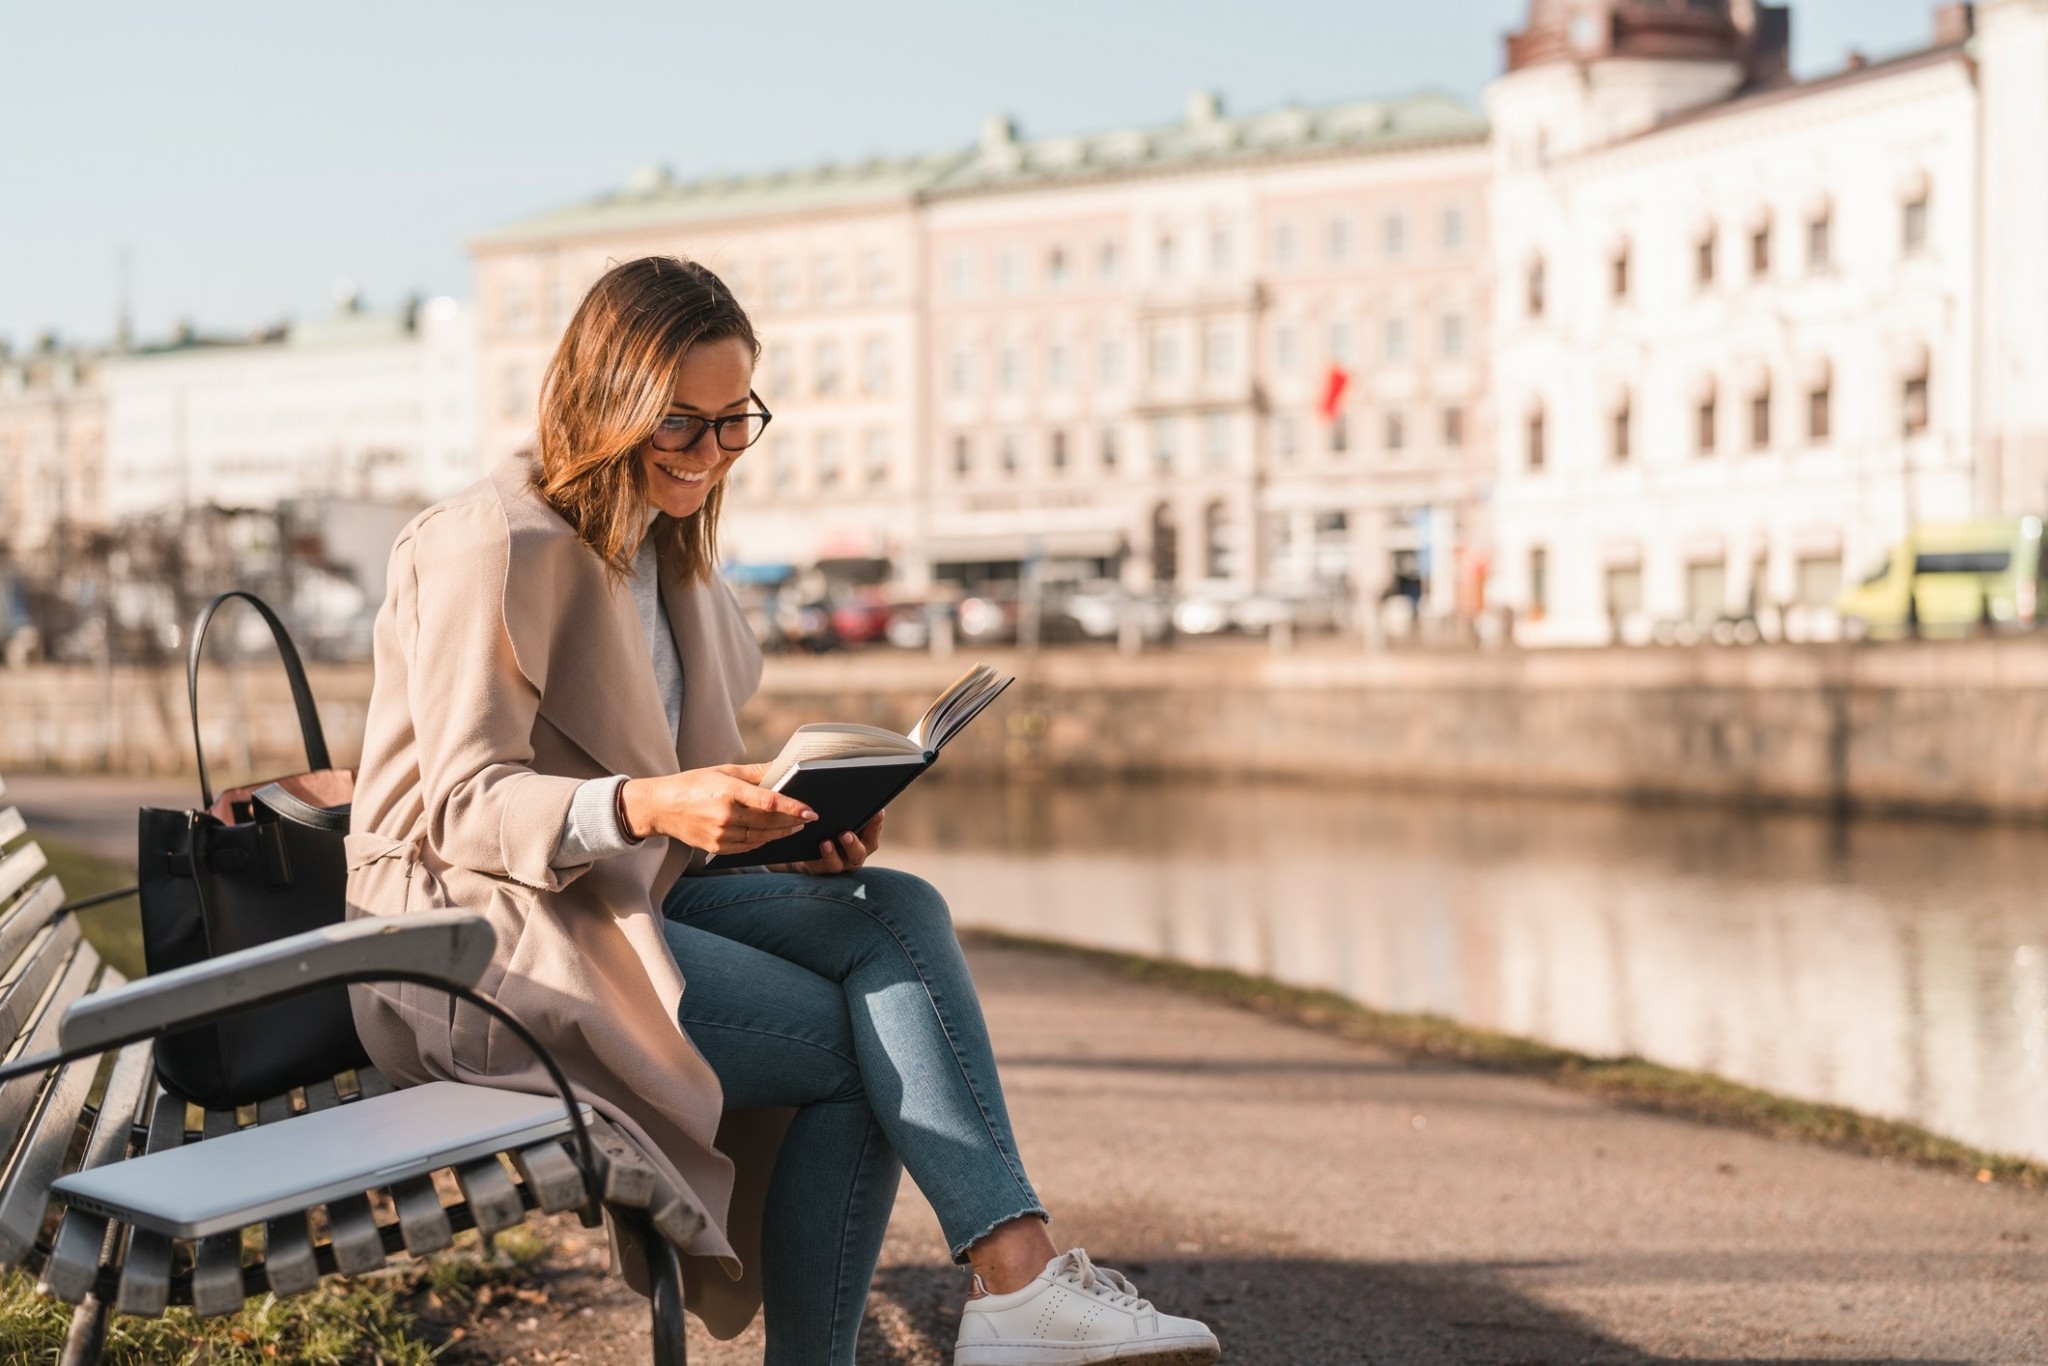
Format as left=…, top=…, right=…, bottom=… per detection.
left=440, top=936, right=2047, bottom=1365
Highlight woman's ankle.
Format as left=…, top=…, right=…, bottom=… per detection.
left=966, top=1214, right=1058, bottom=1295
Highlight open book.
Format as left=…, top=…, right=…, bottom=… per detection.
left=704, top=663, right=1014, bottom=870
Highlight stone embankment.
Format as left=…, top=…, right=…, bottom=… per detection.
left=7, top=636, right=2048, bottom=819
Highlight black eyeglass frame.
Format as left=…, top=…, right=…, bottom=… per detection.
left=648, top=390, right=775, bottom=454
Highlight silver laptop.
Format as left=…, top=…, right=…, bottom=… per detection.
left=51, top=1081, right=589, bottom=1239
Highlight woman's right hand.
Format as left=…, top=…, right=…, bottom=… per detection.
left=618, top=765, right=817, bottom=857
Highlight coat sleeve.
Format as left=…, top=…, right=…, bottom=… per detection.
left=400, top=502, right=586, bottom=891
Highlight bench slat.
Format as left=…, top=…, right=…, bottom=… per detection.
left=113, top=1089, right=186, bottom=1317
left=189, top=1108, right=247, bottom=1318
left=263, top=1213, right=320, bottom=1297
left=0, top=807, right=27, bottom=849
left=512, top=1140, right=587, bottom=1214
left=255, top=1094, right=294, bottom=1126
left=0, top=915, right=80, bottom=1055
left=390, top=1175, right=452, bottom=1255
left=456, top=1158, right=524, bottom=1237
left=0, top=878, right=66, bottom=1006
left=586, top=1119, right=658, bottom=1208
left=322, top=1194, right=386, bottom=1275
left=39, top=1038, right=153, bottom=1302
left=356, top=1068, right=394, bottom=1099
left=302, top=1078, right=342, bottom=1112
left=0, top=939, right=97, bottom=1173
left=0, top=840, right=48, bottom=913
left=0, top=1043, right=105, bottom=1263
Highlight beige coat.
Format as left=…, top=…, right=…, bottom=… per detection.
left=344, top=454, right=781, bottom=1337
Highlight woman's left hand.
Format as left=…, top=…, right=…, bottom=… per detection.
left=765, top=810, right=884, bottom=876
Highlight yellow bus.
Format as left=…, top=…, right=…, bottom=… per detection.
left=1838, top=517, right=2045, bottom=638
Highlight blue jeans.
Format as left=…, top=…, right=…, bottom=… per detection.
left=661, top=866, right=1046, bottom=1365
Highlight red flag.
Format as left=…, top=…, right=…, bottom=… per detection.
left=1318, top=363, right=1350, bottom=421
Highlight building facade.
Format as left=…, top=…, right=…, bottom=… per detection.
left=474, top=94, right=1493, bottom=613
left=0, top=342, right=107, bottom=555
left=1486, top=0, right=2039, bottom=645
left=102, top=295, right=478, bottom=520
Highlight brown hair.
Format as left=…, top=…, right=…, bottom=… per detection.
left=535, top=256, right=758, bottom=582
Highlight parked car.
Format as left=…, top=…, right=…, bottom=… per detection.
left=956, top=593, right=1018, bottom=645
left=1838, top=517, right=2045, bottom=638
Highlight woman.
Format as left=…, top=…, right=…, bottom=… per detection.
left=345, top=257, right=1217, bottom=1364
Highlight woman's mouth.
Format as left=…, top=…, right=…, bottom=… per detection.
left=656, top=463, right=711, bottom=487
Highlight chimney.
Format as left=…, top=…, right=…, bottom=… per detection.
left=978, top=114, right=1018, bottom=155
left=1185, top=90, right=1223, bottom=126
left=1844, top=48, right=1869, bottom=70
left=1934, top=3, right=1974, bottom=46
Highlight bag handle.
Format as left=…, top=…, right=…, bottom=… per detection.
left=187, top=591, right=333, bottom=811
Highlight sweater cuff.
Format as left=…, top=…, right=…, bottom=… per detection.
left=553, top=775, right=635, bottom=868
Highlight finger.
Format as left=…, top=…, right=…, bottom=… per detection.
left=810, top=840, right=846, bottom=874
left=728, top=781, right=817, bottom=822
left=837, top=830, right=868, bottom=869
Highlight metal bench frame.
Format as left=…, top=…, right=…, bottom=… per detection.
left=0, top=786, right=700, bottom=1365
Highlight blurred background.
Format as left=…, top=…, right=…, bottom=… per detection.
left=6, top=0, right=2048, bottom=1169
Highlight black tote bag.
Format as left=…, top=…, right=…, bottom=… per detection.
left=137, top=590, right=372, bottom=1109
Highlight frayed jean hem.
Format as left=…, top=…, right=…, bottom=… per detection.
left=950, top=1203, right=1052, bottom=1266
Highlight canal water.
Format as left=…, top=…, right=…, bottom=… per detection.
left=883, top=778, right=2048, bottom=1166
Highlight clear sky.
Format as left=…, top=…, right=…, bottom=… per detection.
left=1, top=0, right=1951, bottom=348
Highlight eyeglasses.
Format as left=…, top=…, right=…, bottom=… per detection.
left=649, top=391, right=774, bottom=453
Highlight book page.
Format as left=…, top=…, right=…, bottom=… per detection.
left=761, top=722, right=919, bottom=790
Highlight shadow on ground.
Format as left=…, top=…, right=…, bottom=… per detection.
left=864, top=1256, right=1962, bottom=1366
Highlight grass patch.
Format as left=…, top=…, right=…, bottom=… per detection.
left=0, top=1226, right=549, bottom=1365
left=967, top=929, right=2048, bottom=1190
left=39, top=837, right=145, bottom=979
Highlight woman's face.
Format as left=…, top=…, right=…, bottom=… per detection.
left=639, top=335, right=755, bottom=520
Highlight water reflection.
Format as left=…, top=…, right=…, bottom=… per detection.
left=883, top=779, right=2048, bottom=1164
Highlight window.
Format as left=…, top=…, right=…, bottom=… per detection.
left=1807, top=215, right=1832, bottom=273
left=1150, top=330, right=1180, bottom=380
left=1203, top=323, right=1234, bottom=377
left=1050, top=429, right=1068, bottom=473
left=1526, top=409, right=1546, bottom=470
left=1613, top=400, right=1632, bottom=464
left=816, top=433, right=842, bottom=487
left=1101, top=426, right=1119, bottom=470
left=1383, top=317, right=1408, bottom=362
left=1697, top=397, right=1718, bottom=456
left=1903, top=197, right=1930, bottom=256
left=947, top=251, right=975, bottom=299
left=1046, top=341, right=1070, bottom=389
left=948, top=344, right=973, bottom=395
left=1099, top=241, right=1121, bottom=282
left=1750, top=387, right=1771, bottom=450
left=1203, top=412, right=1230, bottom=469
left=1273, top=222, right=1298, bottom=267
left=1903, top=376, right=1930, bottom=434
left=1808, top=384, right=1832, bottom=443
left=1529, top=546, right=1549, bottom=619
left=1156, top=234, right=1178, bottom=277
left=864, top=429, right=890, bottom=485
left=1441, top=312, right=1465, bottom=360
left=951, top=435, right=971, bottom=477
left=1696, top=233, right=1716, bottom=288
left=1275, top=324, right=1300, bottom=373
left=1384, top=410, right=1405, bottom=452
left=1151, top=417, right=1176, bottom=472
left=1099, top=337, right=1124, bottom=385
left=499, top=284, right=531, bottom=333
left=1210, top=228, right=1234, bottom=273
left=1274, top=412, right=1297, bottom=460
left=499, top=364, right=528, bottom=419
left=1331, top=414, right=1350, bottom=456
left=1796, top=555, right=1843, bottom=607
left=813, top=340, right=841, bottom=396
left=1328, top=320, right=1352, bottom=365
left=1687, top=560, right=1727, bottom=623
left=860, top=337, right=889, bottom=395
left=1047, top=247, right=1069, bottom=287
left=1000, top=432, right=1020, bottom=476
left=1750, top=222, right=1771, bottom=278
left=1442, top=405, right=1464, bottom=448
left=1612, top=247, right=1630, bottom=300
left=995, top=247, right=1021, bottom=295
left=1442, top=205, right=1466, bottom=251
left=1327, top=216, right=1352, bottom=262
left=998, top=344, right=1021, bottom=391
left=1384, top=212, right=1407, bottom=256
left=770, top=435, right=796, bottom=491
left=770, top=258, right=797, bottom=308
left=862, top=249, right=890, bottom=300
left=767, top=345, right=795, bottom=399
left=1527, top=258, right=1546, bottom=318
left=815, top=255, right=844, bottom=305
left=1606, top=565, right=1643, bottom=620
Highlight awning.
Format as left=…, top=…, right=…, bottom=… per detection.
left=925, top=529, right=1128, bottom=563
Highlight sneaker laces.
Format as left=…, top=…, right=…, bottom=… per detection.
left=1052, top=1249, right=1152, bottom=1312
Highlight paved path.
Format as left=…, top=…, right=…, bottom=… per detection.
left=450, top=935, right=2048, bottom=1365
left=4, top=771, right=192, bottom=862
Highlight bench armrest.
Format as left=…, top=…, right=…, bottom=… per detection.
left=59, top=911, right=495, bottom=1053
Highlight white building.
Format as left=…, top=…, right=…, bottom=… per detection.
left=103, top=294, right=478, bottom=520
left=1487, top=0, right=2045, bottom=645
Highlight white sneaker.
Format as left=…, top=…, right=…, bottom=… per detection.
left=953, top=1248, right=1221, bottom=1365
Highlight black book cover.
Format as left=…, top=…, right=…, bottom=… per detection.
left=703, top=754, right=933, bottom=870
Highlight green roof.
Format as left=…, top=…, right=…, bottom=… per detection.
left=476, top=91, right=1488, bottom=248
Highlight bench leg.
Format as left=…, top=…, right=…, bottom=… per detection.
left=625, top=1212, right=688, bottom=1366
left=59, top=1293, right=111, bottom=1366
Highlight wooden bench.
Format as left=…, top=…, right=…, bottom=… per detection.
left=0, top=780, right=704, bottom=1365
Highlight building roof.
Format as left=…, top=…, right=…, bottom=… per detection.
left=475, top=91, right=1489, bottom=248
left=1647, top=40, right=1969, bottom=137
